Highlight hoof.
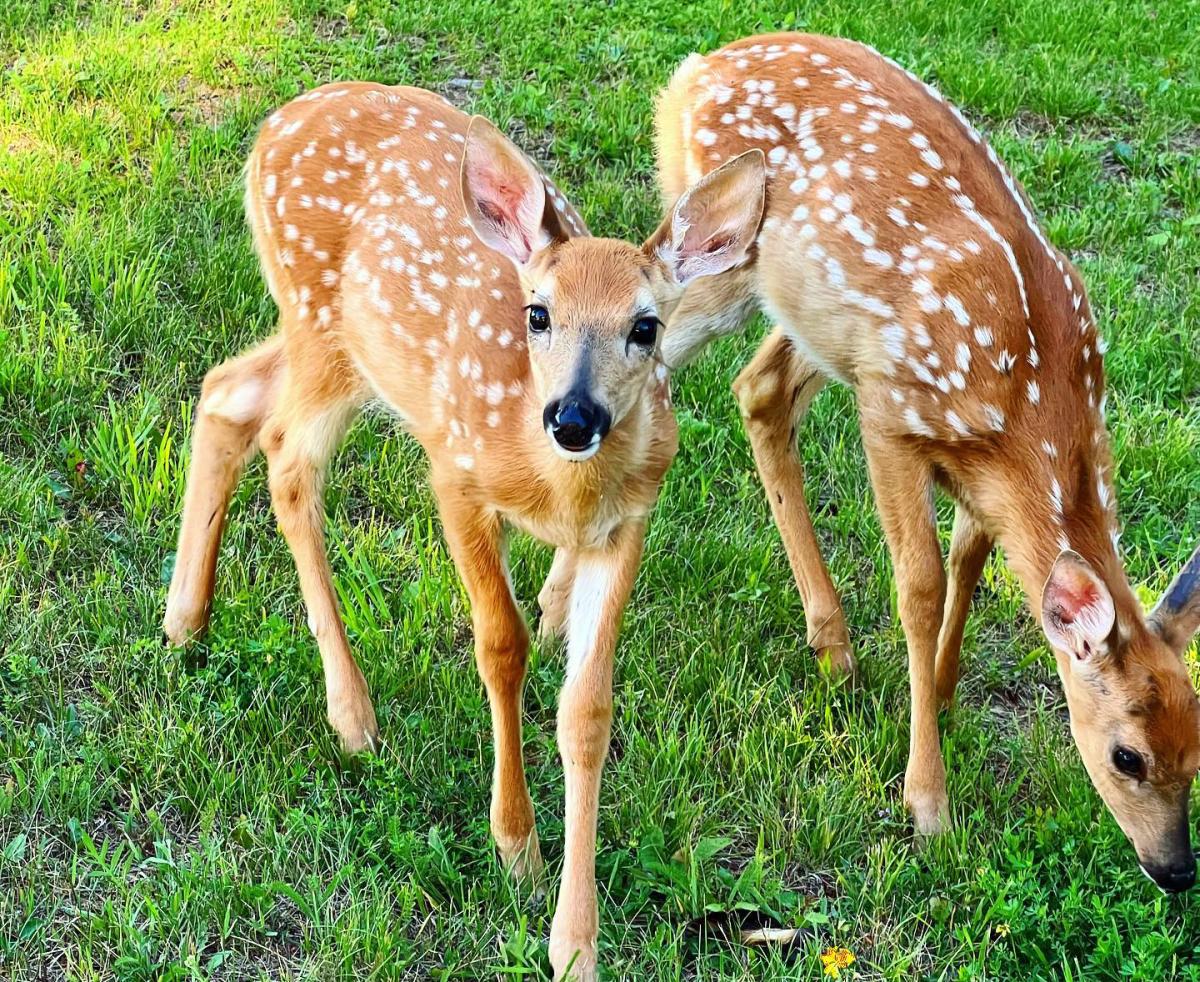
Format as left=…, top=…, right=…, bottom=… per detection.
left=329, top=696, right=380, bottom=755
left=815, top=643, right=857, bottom=679
left=498, top=829, right=545, bottom=893
left=550, top=939, right=598, bottom=982
left=163, top=602, right=207, bottom=647
left=906, top=791, right=951, bottom=837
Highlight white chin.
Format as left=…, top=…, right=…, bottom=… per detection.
left=547, top=431, right=601, bottom=461
left=1139, top=864, right=1170, bottom=895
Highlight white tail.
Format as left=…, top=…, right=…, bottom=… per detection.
left=164, top=82, right=765, bottom=977
left=654, top=33, right=1200, bottom=884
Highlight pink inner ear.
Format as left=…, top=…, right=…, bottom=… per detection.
left=1043, top=560, right=1116, bottom=657
left=1055, top=578, right=1102, bottom=623
left=464, top=150, right=543, bottom=263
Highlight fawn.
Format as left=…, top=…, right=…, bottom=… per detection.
left=162, top=83, right=765, bottom=977
left=641, top=33, right=1200, bottom=890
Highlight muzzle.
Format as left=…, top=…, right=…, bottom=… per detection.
left=543, top=393, right=611, bottom=459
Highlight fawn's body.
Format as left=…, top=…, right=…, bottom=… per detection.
left=652, top=34, right=1200, bottom=888
left=165, top=82, right=765, bottom=977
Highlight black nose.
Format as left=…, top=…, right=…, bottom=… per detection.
left=543, top=395, right=611, bottom=454
left=1145, top=859, right=1197, bottom=894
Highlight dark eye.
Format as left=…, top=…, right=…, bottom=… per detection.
left=1112, top=746, right=1144, bottom=778
left=628, top=316, right=660, bottom=348
left=526, top=305, right=550, bottom=334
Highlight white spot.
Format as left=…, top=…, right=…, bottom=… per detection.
left=943, top=295, right=970, bottom=326
left=1027, top=379, right=1041, bottom=404
left=881, top=322, right=907, bottom=360
left=955, top=342, right=971, bottom=372
left=904, top=407, right=935, bottom=438
left=203, top=380, right=261, bottom=424
left=946, top=410, right=970, bottom=435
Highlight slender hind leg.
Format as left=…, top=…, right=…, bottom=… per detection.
left=733, top=327, right=855, bottom=676
left=935, top=505, right=992, bottom=706
left=164, top=337, right=285, bottom=645
left=861, top=429, right=949, bottom=835
left=260, top=377, right=376, bottom=753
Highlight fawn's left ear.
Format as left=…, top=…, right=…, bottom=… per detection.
left=1042, top=550, right=1117, bottom=665
left=644, top=148, right=766, bottom=286
left=461, top=116, right=560, bottom=266
left=1149, top=543, right=1200, bottom=656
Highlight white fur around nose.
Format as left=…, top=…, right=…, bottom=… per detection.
left=566, top=558, right=615, bottom=681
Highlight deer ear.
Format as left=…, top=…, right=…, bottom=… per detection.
left=1041, top=550, right=1116, bottom=662
left=1149, top=543, right=1200, bottom=656
left=645, top=148, right=766, bottom=286
left=460, top=116, right=553, bottom=266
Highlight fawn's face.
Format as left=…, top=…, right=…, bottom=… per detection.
left=460, top=116, right=765, bottom=459
left=1043, top=549, right=1200, bottom=892
left=517, top=240, right=667, bottom=459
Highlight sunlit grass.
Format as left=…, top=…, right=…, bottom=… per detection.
left=1, top=0, right=1198, bottom=978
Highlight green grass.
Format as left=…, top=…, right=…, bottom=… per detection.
left=2, top=0, right=1200, bottom=978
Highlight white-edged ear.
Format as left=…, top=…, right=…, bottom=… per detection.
left=1149, top=543, right=1200, bottom=656
left=1041, top=550, right=1116, bottom=662
left=645, top=148, right=766, bottom=286
left=460, top=115, right=552, bottom=266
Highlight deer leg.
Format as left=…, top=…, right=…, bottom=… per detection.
left=733, top=327, right=854, bottom=676
left=537, top=548, right=577, bottom=643
left=437, top=491, right=541, bottom=884
left=548, top=522, right=645, bottom=982
left=164, top=337, right=285, bottom=645
left=935, top=505, right=992, bottom=706
left=260, top=384, right=376, bottom=753
left=862, top=431, right=949, bottom=835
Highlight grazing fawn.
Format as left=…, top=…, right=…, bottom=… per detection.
left=162, top=83, right=765, bottom=977
left=648, top=34, right=1200, bottom=890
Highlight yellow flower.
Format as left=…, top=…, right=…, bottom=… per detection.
left=994, top=922, right=1011, bottom=938
left=821, top=947, right=856, bottom=977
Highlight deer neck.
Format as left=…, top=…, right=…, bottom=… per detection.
left=971, top=429, right=1143, bottom=633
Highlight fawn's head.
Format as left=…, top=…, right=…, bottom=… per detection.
left=1042, top=546, right=1200, bottom=892
left=461, top=117, right=765, bottom=460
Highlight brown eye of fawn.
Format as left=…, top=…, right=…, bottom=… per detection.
left=628, top=316, right=659, bottom=347
left=1112, top=746, right=1144, bottom=778
left=527, top=304, right=550, bottom=333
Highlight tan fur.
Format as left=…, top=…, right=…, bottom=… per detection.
left=164, top=82, right=768, bottom=978
left=653, top=33, right=1200, bottom=877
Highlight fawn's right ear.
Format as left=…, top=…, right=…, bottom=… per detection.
left=1041, top=550, right=1117, bottom=665
left=461, top=116, right=553, bottom=267
left=644, top=148, right=766, bottom=286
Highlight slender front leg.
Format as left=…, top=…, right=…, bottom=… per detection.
left=260, top=388, right=377, bottom=753
left=861, top=431, right=949, bottom=834
left=733, top=328, right=855, bottom=676
left=436, top=491, right=541, bottom=883
left=935, top=505, right=992, bottom=706
left=537, top=548, right=577, bottom=642
left=549, top=523, right=645, bottom=981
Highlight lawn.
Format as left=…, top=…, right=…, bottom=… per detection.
left=2, top=0, right=1199, bottom=978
